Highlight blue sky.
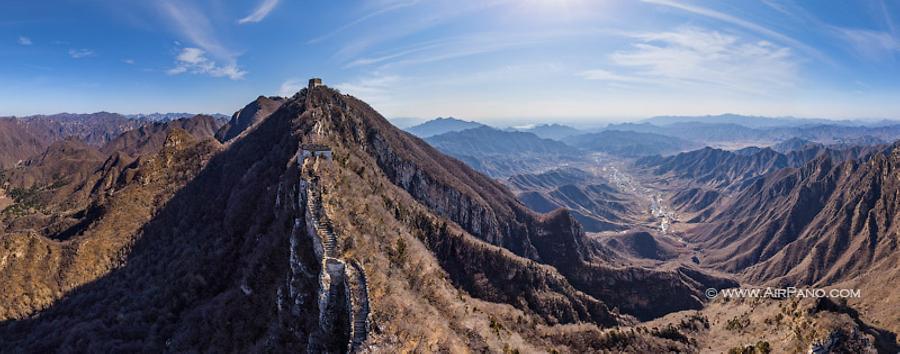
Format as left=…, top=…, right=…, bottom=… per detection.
left=2, top=0, right=900, bottom=123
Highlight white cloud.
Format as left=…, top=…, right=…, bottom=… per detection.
left=584, top=27, right=797, bottom=95
left=308, top=0, right=421, bottom=44
left=167, top=47, right=247, bottom=80
left=641, top=0, right=830, bottom=64
left=278, top=79, right=305, bottom=97
left=69, top=48, right=95, bottom=59
left=159, top=1, right=246, bottom=79
left=123, top=58, right=136, bottom=65
left=331, top=1, right=507, bottom=61
left=159, top=1, right=233, bottom=60
left=238, top=0, right=280, bottom=24
left=176, top=47, right=205, bottom=64
left=18, top=36, right=32, bottom=46
left=334, top=74, right=400, bottom=106
left=834, top=28, right=900, bottom=61
left=578, top=69, right=652, bottom=83
left=345, top=29, right=601, bottom=69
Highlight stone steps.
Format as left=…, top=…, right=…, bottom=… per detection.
left=347, top=261, right=371, bottom=351
left=299, top=167, right=370, bottom=352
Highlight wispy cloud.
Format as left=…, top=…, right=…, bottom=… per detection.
left=834, top=27, right=900, bottom=61
left=756, top=1, right=898, bottom=63
left=308, top=0, right=421, bottom=44
left=578, top=69, right=654, bottom=84
left=167, top=47, right=246, bottom=80
left=238, top=0, right=280, bottom=24
left=159, top=1, right=234, bottom=60
left=158, top=1, right=245, bottom=79
left=123, top=58, right=136, bottom=65
left=18, top=36, right=32, bottom=46
left=331, top=1, right=508, bottom=61
left=334, top=74, right=401, bottom=106
left=278, top=79, right=305, bottom=97
left=584, top=27, right=797, bottom=95
left=641, top=0, right=829, bottom=64
left=876, top=0, right=897, bottom=37
left=68, top=48, right=95, bottom=59
left=346, top=29, right=608, bottom=69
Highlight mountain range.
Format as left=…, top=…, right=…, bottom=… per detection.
left=606, top=120, right=900, bottom=149
left=566, top=130, right=700, bottom=157
left=404, top=117, right=485, bottom=138
left=0, top=112, right=231, bottom=169
left=511, top=123, right=582, bottom=140
left=425, top=126, right=581, bottom=177
left=505, top=167, right=635, bottom=232
left=424, top=126, right=582, bottom=177
left=641, top=113, right=868, bottom=128
left=684, top=146, right=900, bottom=337
left=0, top=85, right=897, bottom=352
left=126, top=112, right=229, bottom=122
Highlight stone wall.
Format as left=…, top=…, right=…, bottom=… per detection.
left=295, top=147, right=371, bottom=353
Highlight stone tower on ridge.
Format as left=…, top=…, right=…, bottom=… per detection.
left=308, top=78, right=323, bottom=90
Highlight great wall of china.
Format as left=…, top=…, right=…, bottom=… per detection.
left=289, top=145, right=371, bottom=353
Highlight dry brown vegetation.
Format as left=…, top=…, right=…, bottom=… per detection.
left=0, top=86, right=896, bottom=352
left=0, top=130, right=220, bottom=320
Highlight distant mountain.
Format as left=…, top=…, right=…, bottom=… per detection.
left=639, top=143, right=878, bottom=185
left=0, top=113, right=145, bottom=168
left=638, top=144, right=885, bottom=224
left=16, top=112, right=146, bottom=146
left=605, top=122, right=772, bottom=144
left=102, top=115, right=223, bottom=157
left=642, top=114, right=850, bottom=128
left=636, top=147, right=792, bottom=190
left=566, top=130, right=699, bottom=157
left=0, top=118, right=45, bottom=169
left=125, top=112, right=229, bottom=122
left=732, top=146, right=764, bottom=156
left=608, top=120, right=900, bottom=148
left=3, top=138, right=105, bottom=190
left=405, top=117, right=486, bottom=137
left=771, top=137, right=816, bottom=153
left=215, top=96, right=286, bottom=142
left=506, top=166, right=592, bottom=190
left=425, top=126, right=581, bottom=177
left=506, top=167, right=635, bottom=232
left=514, top=124, right=582, bottom=140
left=387, top=117, right=424, bottom=129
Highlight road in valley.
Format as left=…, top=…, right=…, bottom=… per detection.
left=586, top=154, right=679, bottom=236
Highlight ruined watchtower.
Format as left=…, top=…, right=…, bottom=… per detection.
left=308, top=78, right=323, bottom=90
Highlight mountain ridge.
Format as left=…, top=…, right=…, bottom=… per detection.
left=404, top=117, right=486, bottom=138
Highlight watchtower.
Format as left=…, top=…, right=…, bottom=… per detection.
left=308, top=78, right=323, bottom=90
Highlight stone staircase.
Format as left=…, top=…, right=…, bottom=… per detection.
left=305, top=177, right=338, bottom=258
left=295, top=150, right=372, bottom=352
left=346, top=260, right=371, bottom=352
